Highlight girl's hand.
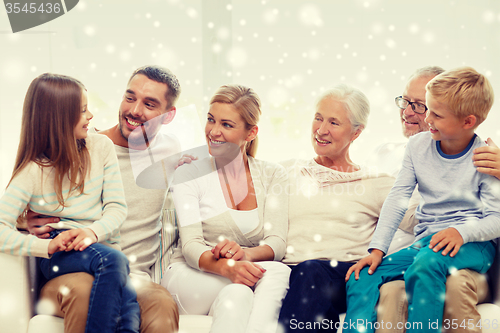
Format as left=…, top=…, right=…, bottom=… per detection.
left=345, top=249, right=384, bottom=281
left=212, top=239, right=247, bottom=261
left=48, top=237, right=67, bottom=255
left=222, top=260, right=266, bottom=287
left=429, top=228, right=464, bottom=257
left=473, top=138, right=500, bottom=180
left=60, top=228, right=98, bottom=252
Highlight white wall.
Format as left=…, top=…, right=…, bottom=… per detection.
left=2, top=0, right=500, bottom=188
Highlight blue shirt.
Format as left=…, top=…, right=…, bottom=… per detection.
left=370, top=131, right=500, bottom=254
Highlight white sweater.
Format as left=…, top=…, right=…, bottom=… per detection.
left=169, top=156, right=289, bottom=270
left=0, top=133, right=126, bottom=258
left=281, top=159, right=399, bottom=265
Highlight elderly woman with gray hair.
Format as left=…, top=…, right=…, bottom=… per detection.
left=277, top=84, right=415, bottom=333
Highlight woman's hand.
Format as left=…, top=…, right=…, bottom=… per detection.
left=222, top=260, right=266, bottom=287
left=473, top=138, right=500, bottom=180
left=345, top=249, right=384, bottom=281
left=26, top=210, right=58, bottom=239
left=212, top=239, right=247, bottom=261
left=59, top=228, right=98, bottom=252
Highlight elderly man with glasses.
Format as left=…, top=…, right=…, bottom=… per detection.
left=366, top=66, right=500, bottom=333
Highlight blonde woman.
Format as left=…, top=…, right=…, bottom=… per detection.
left=162, top=85, right=290, bottom=333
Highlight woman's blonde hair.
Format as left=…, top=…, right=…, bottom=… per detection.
left=10, top=73, right=90, bottom=208
left=210, top=84, right=261, bottom=157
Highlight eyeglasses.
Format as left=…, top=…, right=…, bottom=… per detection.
left=395, top=96, right=428, bottom=114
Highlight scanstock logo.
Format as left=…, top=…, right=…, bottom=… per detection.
left=4, top=0, right=79, bottom=33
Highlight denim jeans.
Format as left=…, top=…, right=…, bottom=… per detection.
left=40, top=235, right=140, bottom=333
left=344, top=235, right=496, bottom=333
left=278, top=260, right=354, bottom=333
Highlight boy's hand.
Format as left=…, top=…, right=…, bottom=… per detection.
left=60, top=228, right=98, bottom=252
left=473, top=138, right=500, bottom=180
left=345, top=249, right=384, bottom=282
left=26, top=210, right=59, bottom=239
left=429, top=228, right=464, bottom=257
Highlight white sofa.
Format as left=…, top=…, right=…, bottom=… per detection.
left=0, top=252, right=214, bottom=333
left=2, top=201, right=500, bottom=333
left=0, top=202, right=214, bottom=333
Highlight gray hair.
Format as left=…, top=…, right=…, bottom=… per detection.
left=316, top=84, right=370, bottom=130
left=129, top=65, right=181, bottom=109
left=409, top=66, right=445, bottom=81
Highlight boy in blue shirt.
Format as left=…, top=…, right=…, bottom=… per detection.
left=343, top=67, right=500, bottom=333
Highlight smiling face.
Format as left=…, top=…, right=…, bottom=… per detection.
left=424, top=92, right=470, bottom=148
left=74, top=89, right=93, bottom=140
left=311, top=97, right=361, bottom=165
left=400, top=75, right=434, bottom=138
left=205, top=102, right=257, bottom=158
left=117, top=74, right=175, bottom=147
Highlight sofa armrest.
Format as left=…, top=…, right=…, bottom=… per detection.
left=152, top=188, right=179, bottom=284
left=0, top=253, right=32, bottom=333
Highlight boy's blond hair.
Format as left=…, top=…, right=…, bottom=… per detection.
left=426, top=66, right=494, bottom=127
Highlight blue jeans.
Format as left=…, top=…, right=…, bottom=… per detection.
left=40, top=236, right=140, bottom=333
left=278, top=260, right=354, bottom=332
left=344, top=235, right=495, bottom=333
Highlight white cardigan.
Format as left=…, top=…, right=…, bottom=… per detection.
left=169, top=156, right=289, bottom=270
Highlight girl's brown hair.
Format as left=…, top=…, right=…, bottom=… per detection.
left=10, top=73, right=90, bottom=207
left=210, top=84, right=261, bottom=157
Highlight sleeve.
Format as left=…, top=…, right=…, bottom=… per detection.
left=260, top=163, right=289, bottom=261
left=452, top=175, right=500, bottom=244
left=172, top=167, right=212, bottom=270
left=87, top=137, right=128, bottom=242
left=398, top=187, right=420, bottom=234
left=369, top=141, right=418, bottom=254
left=0, top=166, right=51, bottom=258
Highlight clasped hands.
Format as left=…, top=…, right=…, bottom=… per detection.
left=25, top=211, right=97, bottom=255
left=212, top=239, right=266, bottom=287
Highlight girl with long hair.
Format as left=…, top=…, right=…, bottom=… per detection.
left=0, top=73, right=139, bottom=333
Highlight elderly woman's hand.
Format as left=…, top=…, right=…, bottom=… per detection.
left=212, top=239, right=247, bottom=261
left=345, top=249, right=384, bottom=282
left=473, top=138, right=500, bottom=180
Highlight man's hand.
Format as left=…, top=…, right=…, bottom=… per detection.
left=26, top=210, right=59, bottom=239
left=59, top=228, right=98, bottom=252
left=473, top=138, right=500, bottom=180
left=222, top=261, right=266, bottom=287
left=175, top=154, right=198, bottom=169
left=345, top=249, right=384, bottom=281
left=429, top=228, right=464, bottom=257
left=212, top=239, right=247, bottom=261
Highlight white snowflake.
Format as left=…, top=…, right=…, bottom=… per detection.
left=186, top=7, right=198, bottom=19
left=298, top=4, right=323, bottom=27
left=226, top=47, right=248, bottom=68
